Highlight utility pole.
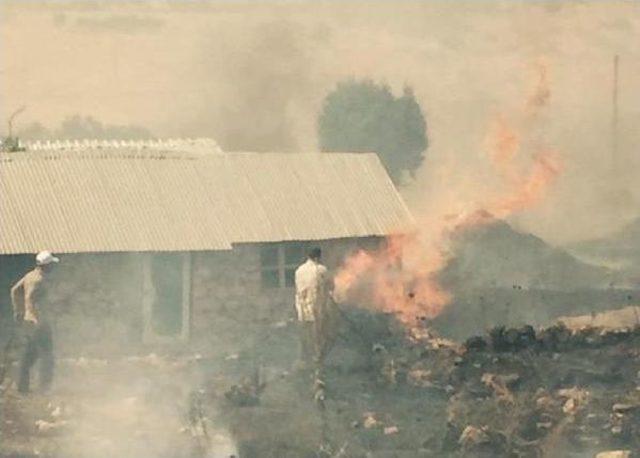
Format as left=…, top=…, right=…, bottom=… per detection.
left=612, top=54, right=619, bottom=173
left=3, top=106, right=26, bottom=152
left=7, top=106, right=26, bottom=139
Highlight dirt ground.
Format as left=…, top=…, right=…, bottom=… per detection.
left=3, top=312, right=640, bottom=458
left=1, top=312, right=450, bottom=458
left=1, top=354, right=237, bottom=458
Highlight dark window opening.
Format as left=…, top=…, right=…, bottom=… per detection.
left=260, top=242, right=309, bottom=288
left=284, top=267, right=296, bottom=287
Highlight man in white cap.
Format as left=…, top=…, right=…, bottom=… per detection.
left=10, top=250, right=59, bottom=393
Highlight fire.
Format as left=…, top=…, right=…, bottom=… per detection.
left=333, top=62, right=563, bottom=326
left=489, top=150, right=562, bottom=218
left=333, top=232, right=451, bottom=325
left=484, top=116, right=562, bottom=219
left=525, top=60, right=551, bottom=113
left=487, top=116, right=520, bottom=176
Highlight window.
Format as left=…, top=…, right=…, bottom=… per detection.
left=260, top=245, right=280, bottom=288
left=260, top=242, right=308, bottom=288
left=284, top=244, right=306, bottom=287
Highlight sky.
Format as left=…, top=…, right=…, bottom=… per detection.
left=1, top=0, right=638, bottom=244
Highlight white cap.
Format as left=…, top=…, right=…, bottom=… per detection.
left=36, top=251, right=60, bottom=266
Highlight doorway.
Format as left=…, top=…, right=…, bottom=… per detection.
left=142, top=252, right=191, bottom=343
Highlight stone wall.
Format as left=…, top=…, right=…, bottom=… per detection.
left=189, top=237, right=382, bottom=354
left=1, top=253, right=146, bottom=357
left=1, top=236, right=382, bottom=357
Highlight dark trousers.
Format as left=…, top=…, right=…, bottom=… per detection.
left=18, top=323, right=54, bottom=393
left=299, top=321, right=319, bottom=367
left=298, top=320, right=335, bottom=376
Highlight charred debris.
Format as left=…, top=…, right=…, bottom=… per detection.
left=206, top=311, right=640, bottom=457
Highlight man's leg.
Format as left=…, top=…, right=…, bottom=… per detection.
left=18, top=328, right=38, bottom=394
left=312, top=320, right=326, bottom=380
left=297, top=321, right=313, bottom=370
left=37, top=325, right=54, bottom=392
left=317, top=317, right=332, bottom=361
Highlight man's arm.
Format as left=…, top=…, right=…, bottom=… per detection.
left=10, top=277, right=25, bottom=322
left=319, top=266, right=334, bottom=298
left=325, top=269, right=335, bottom=296
left=293, top=269, right=302, bottom=321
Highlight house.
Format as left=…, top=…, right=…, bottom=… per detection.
left=0, top=140, right=413, bottom=355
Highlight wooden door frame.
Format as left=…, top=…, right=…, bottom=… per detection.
left=142, top=252, right=192, bottom=344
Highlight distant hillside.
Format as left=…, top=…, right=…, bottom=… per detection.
left=567, top=217, right=640, bottom=278
left=441, top=218, right=614, bottom=291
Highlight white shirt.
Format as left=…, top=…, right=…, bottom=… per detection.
left=294, top=259, right=329, bottom=322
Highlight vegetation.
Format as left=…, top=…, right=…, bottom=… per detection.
left=18, top=115, right=153, bottom=141
left=318, top=80, right=427, bottom=184
left=0, top=137, right=25, bottom=152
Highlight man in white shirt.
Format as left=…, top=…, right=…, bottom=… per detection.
left=294, top=247, right=335, bottom=373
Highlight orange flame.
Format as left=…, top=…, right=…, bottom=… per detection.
left=334, top=62, right=562, bottom=326
left=334, top=232, right=451, bottom=325
left=489, top=150, right=562, bottom=218
left=487, top=116, right=519, bottom=176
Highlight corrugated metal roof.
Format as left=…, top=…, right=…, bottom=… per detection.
left=0, top=149, right=414, bottom=254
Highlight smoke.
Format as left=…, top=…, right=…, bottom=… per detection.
left=3, top=1, right=637, bottom=242
left=186, top=18, right=324, bottom=152
left=334, top=232, right=451, bottom=325
left=334, top=63, right=562, bottom=325
left=74, top=14, right=165, bottom=33
left=1, top=1, right=638, bottom=237
left=1, top=253, right=243, bottom=458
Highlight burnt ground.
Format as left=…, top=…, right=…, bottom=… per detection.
left=199, top=309, right=452, bottom=457
left=214, top=362, right=449, bottom=457
left=206, top=314, right=640, bottom=457
left=0, top=355, right=236, bottom=458
left=2, top=309, right=640, bottom=458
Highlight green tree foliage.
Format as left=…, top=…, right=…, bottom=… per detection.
left=0, top=136, right=25, bottom=152
left=18, top=115, right=153, bottom=141
left=318, top=80, right=427, bottom=184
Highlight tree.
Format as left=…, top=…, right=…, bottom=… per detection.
left=318, top=80, right=427, bottom=184
left=0, top=137, right=25, bottom=152
left=16, top=116, right=153, bottom=141
left=55, top=115, right=152, bottom=140
left=19, top=122, right=51, bottom=140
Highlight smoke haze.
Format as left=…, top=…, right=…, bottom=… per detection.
left=1, top=0, right=639, bottom=243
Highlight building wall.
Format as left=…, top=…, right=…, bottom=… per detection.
left=56, top=253, right=145, bottom=355
left=0, top=254, right=33, bottom=318
left=0, top=253, right=145, bottom=356
left=0, top=236, right=381, bottom=357
left=189, top=237, right=382, bottom=354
